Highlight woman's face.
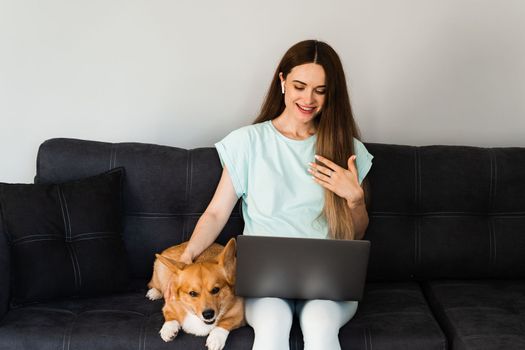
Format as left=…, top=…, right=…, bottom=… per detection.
left=280, top=63, right=326, bottom=123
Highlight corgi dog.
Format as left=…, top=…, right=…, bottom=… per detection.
left=146, top=238, right=244, bottom=350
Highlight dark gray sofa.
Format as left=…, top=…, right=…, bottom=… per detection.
left=1, top=137, right=524, bottom=350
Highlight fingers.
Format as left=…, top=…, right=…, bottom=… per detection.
left=179, top=251, right=193, bottom=265
left=308, top=165, right=332, bottom=182
left=310, top=154, right=361, bottom=201
left=314, top=155, right=341, bottom=172
left=308, top=162, right=333, bottom=178
left=311, top=173, right=335, bottom=191
left=347, top=155, right=358, bottom=176
left=312, top=154, right=358, bottom=176
left=311, top=154, right=359, bottom=185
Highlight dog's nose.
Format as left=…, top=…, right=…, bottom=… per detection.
left=202, top=309, right=215, bottom=320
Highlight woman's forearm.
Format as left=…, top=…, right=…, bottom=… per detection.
left=184, top=211, right=226, bottom=260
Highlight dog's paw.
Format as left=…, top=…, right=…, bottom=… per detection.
left=160, top=320, right=180, bottom=342
left=146, top=288, right=163, bottom=301
left=206, top=327, right=229, bottom=350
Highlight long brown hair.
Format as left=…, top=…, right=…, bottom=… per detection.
left=253, top=39, right=369, bottom=240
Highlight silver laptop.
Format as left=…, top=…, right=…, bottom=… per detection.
left=235, top=235, right=370, bottom=301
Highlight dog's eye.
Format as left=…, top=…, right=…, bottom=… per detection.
left=211, top=287, right=220, bottom=295
left=189, top=291, right=198, bottom=297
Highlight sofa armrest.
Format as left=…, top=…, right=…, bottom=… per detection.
left=0, top=219, right=10, bottom=321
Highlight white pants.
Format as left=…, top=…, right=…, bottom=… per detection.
left=245, top=297, right=358, bottom=350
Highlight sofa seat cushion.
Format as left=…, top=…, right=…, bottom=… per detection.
left=425, top=280, right=525, bottom=350
left=0, top=290, right=254, bottom=350
left=0, top=282, right=445, bottom=350
left=294, top=282, right=447, bottom=350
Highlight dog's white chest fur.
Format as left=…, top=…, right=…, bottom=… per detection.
left=182, top=313, right=215, bottom=336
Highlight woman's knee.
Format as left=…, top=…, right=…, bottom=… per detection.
left=298, top=299, right=358, bottom=333
left=245, top=297, right=294, bottom=332
left=245, top=298, right=294, bottom=350
left=297, top=300, right=357, bottom=350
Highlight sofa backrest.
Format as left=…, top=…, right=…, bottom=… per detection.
left=363, top=143, right=525, bottom=281
left=36, top=138, right=243, bottom=279
left=36, top=138, right=525, bottom=282
left=0, top=215, right=10, bottom=318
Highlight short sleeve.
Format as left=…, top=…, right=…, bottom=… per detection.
left=214, top=128, right=250, bottom=198
left=353, top=138, right=374, bottom=185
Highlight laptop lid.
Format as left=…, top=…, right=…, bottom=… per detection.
left=235, top=235, right=370, bottom=301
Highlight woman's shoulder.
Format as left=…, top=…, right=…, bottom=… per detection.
left=354, top=137, right=374, bottom=161
left=352, top=137, right=365, bottom=148
left=223, top=121, right=270, bottom=141
left=354, top=137, right=366, bottom=151
left=236, top=120, right=269, bottom=133
left=351, top=137, right=374, bottom=184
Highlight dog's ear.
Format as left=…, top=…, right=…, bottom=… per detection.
left=164, top=275, right=179, bottom=301
left=156, top=254, right=187, bottom=274
left=218, top=238, right=237, bottom=285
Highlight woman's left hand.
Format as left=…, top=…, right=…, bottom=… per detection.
left=308, top=154, right=364, bottom=208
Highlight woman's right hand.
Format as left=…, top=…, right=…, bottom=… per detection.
left=179, top=250, right=193, bottom=265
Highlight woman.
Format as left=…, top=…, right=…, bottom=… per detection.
left=180, top=40, right=373, bottom=350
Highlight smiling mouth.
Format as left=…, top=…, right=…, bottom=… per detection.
left=296, top=104, right=316, bottom=113
left=204, top=319, right=215, bottom=325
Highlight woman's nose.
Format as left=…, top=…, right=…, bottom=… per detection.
left=302, top=90, right=315, bottom=104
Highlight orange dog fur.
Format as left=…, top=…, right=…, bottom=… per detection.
left=146, top=238, right=245, bottom=350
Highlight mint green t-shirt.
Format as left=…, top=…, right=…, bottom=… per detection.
left=215, top=120, right=374, bottom=239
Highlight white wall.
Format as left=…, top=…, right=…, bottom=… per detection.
left=1, top=0, right=524, bottom=183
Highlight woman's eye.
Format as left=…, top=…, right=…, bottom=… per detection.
left=211, top=287, right=220, bottom=295
left=294, top=86, right=305, bottom=90
left=189, top=291, right=198, bottom=297
left=316, top=90, right=326, bottom=95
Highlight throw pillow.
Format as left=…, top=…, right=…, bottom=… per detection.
left=0, top=167, right=129, bottom=303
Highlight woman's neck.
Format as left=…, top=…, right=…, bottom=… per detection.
left=272, top=115, right=316, bottom=141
